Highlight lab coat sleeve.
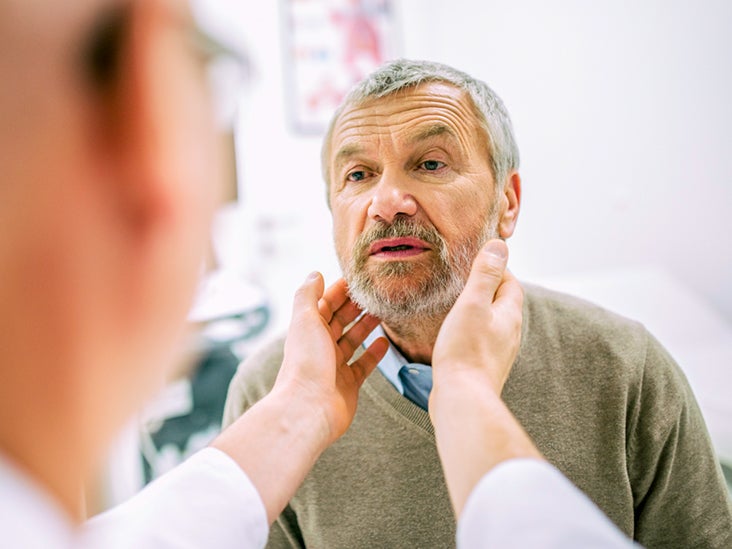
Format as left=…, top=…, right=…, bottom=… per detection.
left=83, top=447, right=268, bottom=549
left=457, top=459, right=638, bottom=549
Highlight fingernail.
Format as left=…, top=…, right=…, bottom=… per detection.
left=483, top=240, right=508, bottom=260
left=306, top=271, right=320, bottom=281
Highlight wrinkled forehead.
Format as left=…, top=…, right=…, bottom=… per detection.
left=327, top=82, right=487, bottom=162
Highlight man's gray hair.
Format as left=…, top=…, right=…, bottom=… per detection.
left=321, top=58, right=520, bottom=196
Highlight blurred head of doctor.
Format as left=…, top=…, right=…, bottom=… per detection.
left=0, top=0, right=238, bottom=516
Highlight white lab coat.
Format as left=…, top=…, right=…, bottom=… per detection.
left=1, top=448, right=268, bottom=548
left=2, top=450, right=634, bottom=548
left=458, top=459, right=638, bottom=548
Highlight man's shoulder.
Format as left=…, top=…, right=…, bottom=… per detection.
left=237, top=333, right=287, bottom=382
left=518, top=282, right=699, bottom=412
left=519, top=282, right=655, bottom=377
left=222, top=334, right=286, bottom=427
left=522, top=282, right=646, bottom=337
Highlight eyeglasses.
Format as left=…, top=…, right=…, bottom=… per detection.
left=186, top=23, right=252, bottom=130
left=185, top=10, right=253, bottom=131
left=82, top=0, right=252, bottom=131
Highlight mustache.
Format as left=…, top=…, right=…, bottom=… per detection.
left=353, top=217, right=444, bottom=257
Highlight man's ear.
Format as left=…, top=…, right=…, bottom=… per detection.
left=498, top=171, right=521, bottom=239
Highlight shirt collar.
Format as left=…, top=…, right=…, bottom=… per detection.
left=0, top=450, right=77, bottom=547
left=365, top=325, right=433, bottom=396
left=365, top=325, right=405, bottom=394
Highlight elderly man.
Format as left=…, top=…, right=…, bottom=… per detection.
left=224, top=59, right=732, bottom=548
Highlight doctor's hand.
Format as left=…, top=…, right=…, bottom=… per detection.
left=212, top=273, right=387, bottom=524
left=429, top=239, right=536, bottom=518
left=274, top=273, right=388, bottom=445
left=431, top=239, right=523, bottom=397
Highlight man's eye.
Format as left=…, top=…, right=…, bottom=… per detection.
left=420, top=160, right=445, bottom=171
left=347, top=170, right=367, bottom=182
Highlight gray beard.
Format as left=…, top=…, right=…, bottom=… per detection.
left=342, top=215, right=498, bottom=326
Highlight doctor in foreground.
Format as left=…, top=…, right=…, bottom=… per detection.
left=0, top=0, right=635, bottom=547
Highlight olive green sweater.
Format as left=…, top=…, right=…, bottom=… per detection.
left=223, top=284, right=732, bottom=548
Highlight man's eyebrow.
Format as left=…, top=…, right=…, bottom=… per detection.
left=406, top=124, right=457, bottom=145
left=333, top=144, right=365, bottom=168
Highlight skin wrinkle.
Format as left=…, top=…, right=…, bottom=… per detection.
left=331, top=128, right=484, bottom=197
left=333, top=109, right=478, bottom=159
left=333, top=125, right=464, bottom=183
left=328, top=85, right=487, bottom=189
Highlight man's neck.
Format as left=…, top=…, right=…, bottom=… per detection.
left=381, top=314, right=446, bottom=365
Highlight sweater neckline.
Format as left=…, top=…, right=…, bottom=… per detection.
left=363, top=368, right=435, bottom=437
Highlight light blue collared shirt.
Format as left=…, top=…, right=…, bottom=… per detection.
left=364, top=325, right=433, bottom=399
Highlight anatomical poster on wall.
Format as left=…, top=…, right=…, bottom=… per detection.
left=282, top=0, right=399, bottom=134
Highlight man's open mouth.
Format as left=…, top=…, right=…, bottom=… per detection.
left=368, top=237, right=431, bottom=257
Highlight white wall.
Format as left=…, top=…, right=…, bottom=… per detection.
left=207, top=0, right=732, bottom=336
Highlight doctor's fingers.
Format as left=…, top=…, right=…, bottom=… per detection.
left=326, top=299, right=363, bottom=341
left=336, top=312, right=381, bottom=363
left=317, top=278, right=350, bottom=323
left=348, top=337, right=389, bottom=386
left=493, top=270, right=524, bottom=332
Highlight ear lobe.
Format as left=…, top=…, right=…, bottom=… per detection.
left=498, top=171, right=521, bottom=239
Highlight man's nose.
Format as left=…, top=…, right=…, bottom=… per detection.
left=366, top=172, right=418, bottom=223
